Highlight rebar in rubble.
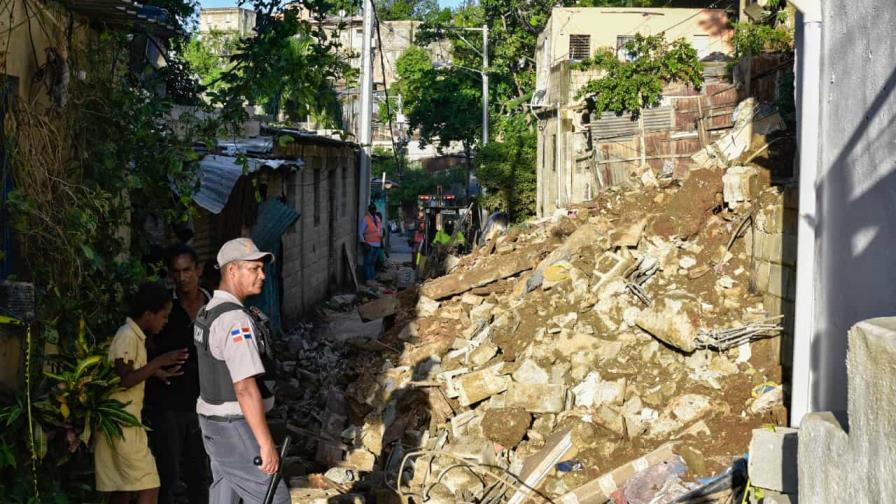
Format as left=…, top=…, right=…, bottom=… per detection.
left=697, top=316, right=784, bottom=351
left=624, top=256, right=659, bottom=307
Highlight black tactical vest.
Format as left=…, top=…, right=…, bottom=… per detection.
left=193, top=302, right=275, bottom=405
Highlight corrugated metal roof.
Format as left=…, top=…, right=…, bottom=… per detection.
left=194, top=155, right=303, bottom=214
left=590, top=106, right=673, bottom=140
left=65, top=0, right=181, bottom=37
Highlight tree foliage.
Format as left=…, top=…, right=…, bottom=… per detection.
left=575, top=33, right=704, bottom=117
left=731, top=21, right=793, bottom=60
left=192, top=0, right=356, bottom=127
left=375, top=0, right=438, bottom=21
left=391, top=46, right=482, bottom=151
left=476, top=114, right=536, bottom=221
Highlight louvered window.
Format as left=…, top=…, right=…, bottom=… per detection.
left=569, top=34, right=590, bottom=61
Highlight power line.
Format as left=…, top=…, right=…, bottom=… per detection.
left=369, top=1, right=402, bottom=178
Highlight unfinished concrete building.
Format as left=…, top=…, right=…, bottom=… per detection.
left=532, top=7, right=734, bottom=218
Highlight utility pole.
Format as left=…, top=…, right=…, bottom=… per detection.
left=481, top=23, right=489, bottom=146
left=358, top=0, right=375, bottom=223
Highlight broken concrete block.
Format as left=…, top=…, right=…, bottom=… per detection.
left=448, top=435, right=498, bottom=466
left=722, top=166, right=761, bottom=208
left=482, top=408, right=532, bottom=448
left=416, top=296, right=440, bottom=317
left=572, top=372, right=601, bottom=407
left=422, top=250, right=537, bottom=300
left=595, top=378, right=626, bottom=407
left=551, top=312, right=578, bottom=329
left=636, top=298, right=699, bottom=353
left=461, top=292, right=484, bottom=306
left=611, top=218, right=647, bottom=248
left=469, top=302, right=496, bottom=325
left=469, top=342, right=498, bottom=367
left=592, top=251, right=636, bottom=298
left=749, top=427, right=798, bottom=494
left=506, top=427, right=573, bottom=504
left=455, top=365, right=510, bottom=406
left=358, top=296, right=398, bottom=321
left=505, top=382, right=567, bottom=413
left=512, top=359, right=550, bottom=384
left=438, top=303, right=466, bottom=320
left=669, top=394, right=713, bottom=424
left=594, top=405, right=625, bottom=436
left=344, top=448, right=376, bottom=472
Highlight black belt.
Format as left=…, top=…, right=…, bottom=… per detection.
left=201, top=414, right=245, bottom=423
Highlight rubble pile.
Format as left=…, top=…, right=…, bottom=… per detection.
left=272, top=103, right=794, bottom=504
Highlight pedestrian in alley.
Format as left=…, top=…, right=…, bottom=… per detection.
left=359, top=204, right=383, bottom=283
left=194, top=238, right=288, bottom=504
left=144, top=244, right=210, bottom=504
left=95, top=282, right=189, bottom=504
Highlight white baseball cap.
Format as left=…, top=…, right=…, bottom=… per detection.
left=216, top=238, right=274, bottom=268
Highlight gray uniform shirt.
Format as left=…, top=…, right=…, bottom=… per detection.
left=196, top=290, right=274, bottom=416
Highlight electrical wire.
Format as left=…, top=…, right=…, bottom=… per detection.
left=396, top=448, right=547, bottom=503
left=368, top=1, right=402, bottom=178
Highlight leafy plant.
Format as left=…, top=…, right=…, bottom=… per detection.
left=574, top=33, right=704, bottom=118
left=731, top=21, right=793, bottom=60
left=476, top=114, right=536, bottom=221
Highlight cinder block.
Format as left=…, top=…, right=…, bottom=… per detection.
left=781, top=233, right=798, bottom=266
left=748, top=427, right=799, bottom=493
left=763, top=232, right=784, bottom=264
left=763, top=293, right=784, bottom=317
left=755, top=260, right=771, bottom=293
left=767, top=263, right=796, bottom=300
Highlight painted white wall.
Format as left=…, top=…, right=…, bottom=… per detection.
left=795, top=0, right=896, bottom=419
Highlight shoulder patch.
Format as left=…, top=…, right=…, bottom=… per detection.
left=230, top=323, right=254, bottom=343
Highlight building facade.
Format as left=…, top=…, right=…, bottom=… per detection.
left=532, top=7, right=733, bottom=217
left=198, top=7, right=256, bottom=36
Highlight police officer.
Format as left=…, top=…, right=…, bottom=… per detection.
left=194, top=238, right=288, bottom=504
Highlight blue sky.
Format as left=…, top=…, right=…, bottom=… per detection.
left=198, top=0, right=465, bottom=8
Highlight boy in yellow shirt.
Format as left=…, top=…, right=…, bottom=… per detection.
left=94, top=282, right=188, bottom=504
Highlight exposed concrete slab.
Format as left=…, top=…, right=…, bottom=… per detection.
left=798, top=318, right=896, bottom=502
left=749, top=427, right=798, bottom=493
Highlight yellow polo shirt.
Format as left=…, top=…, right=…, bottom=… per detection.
left=94, top=318, right=160, bottom=492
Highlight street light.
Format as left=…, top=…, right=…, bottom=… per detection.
left=433, top=24, right=489, bottom=146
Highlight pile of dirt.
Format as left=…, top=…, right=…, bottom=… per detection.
left=270, top=103, right=793, bottom=504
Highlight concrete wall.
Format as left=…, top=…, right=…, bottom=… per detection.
left=199, top=8, right=256, bottom=36
left=750, top=186, right=799, bottom=369
left=799, top=318, right=896, bottom=502
left=804, top=0, right=896, bottom=414
left=534, top=7, right=732, bottom=103
left=1, top=0, right=91, bottom=103
left=276, top=139, right=360, bottom=326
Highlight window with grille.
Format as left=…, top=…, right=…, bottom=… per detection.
left=616, top=35, right=636, bottom=62
left=569, top=35, right=591, bottom=61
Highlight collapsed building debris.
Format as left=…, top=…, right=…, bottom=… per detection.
left=267, top=103, right=794, bottom=503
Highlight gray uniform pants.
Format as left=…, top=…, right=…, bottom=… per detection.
left=198, top=415, right=289, bottom=504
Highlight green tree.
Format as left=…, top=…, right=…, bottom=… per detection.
left=182, top=30, right=240, bottom=94
left=477, top=114, right=537, bottom=221
left=204, top=0, right=355, bottom=128
left=575, top=33, right=704, bottom=117
left=391, top=46, right=482, bottom=152
left=375, top=0, right=438, bottom=21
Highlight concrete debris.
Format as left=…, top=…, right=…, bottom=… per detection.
left=358, top=295, right=398, bottom=321
left=269, top=113, right=791, bottom=504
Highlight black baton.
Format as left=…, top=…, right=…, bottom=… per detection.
left=253, top=435, right=292, bottom=504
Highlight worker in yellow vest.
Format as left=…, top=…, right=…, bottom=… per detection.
left=359, top=204, right=383, bottom=283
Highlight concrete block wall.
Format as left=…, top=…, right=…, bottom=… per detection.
left=279, top=141, right=359, bottom=327
left=798, top=317, right=896, bottom=502
left=751, top=185, right=798, bottom=363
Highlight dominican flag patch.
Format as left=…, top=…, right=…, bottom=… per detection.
left=231, top=326, right=254, bottom=343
